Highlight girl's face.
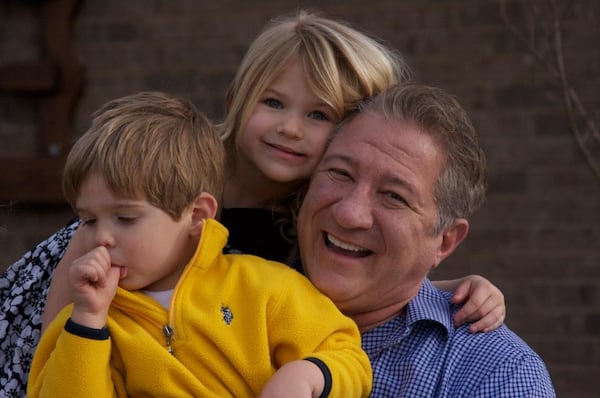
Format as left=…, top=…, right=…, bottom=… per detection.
left=237, top=62, right=337, bottom=185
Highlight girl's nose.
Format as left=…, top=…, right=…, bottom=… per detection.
left=277, top=113, right=303, bottom=140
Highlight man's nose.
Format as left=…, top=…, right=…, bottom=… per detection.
left=331, top=186, right=373, bottom=230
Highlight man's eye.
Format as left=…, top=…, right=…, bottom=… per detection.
left=118, top=217, right=137, bottom=224
left=308, top=110, right=328, bottom=121
left=264, top=98, right=283, bottom=109
left=327, top=168, right=352, bottom=180
left=385, top=191, right=408, bottom=206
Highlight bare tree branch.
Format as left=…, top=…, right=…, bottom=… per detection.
left=499, top=0, right=600, bottom=182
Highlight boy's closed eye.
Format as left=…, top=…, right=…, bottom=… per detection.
left=117, top=216, right=137, bottom=225
left=79, top=218, right=96, bottom=226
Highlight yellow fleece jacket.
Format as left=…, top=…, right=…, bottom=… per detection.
left=28, top=219, right=371, bottom=397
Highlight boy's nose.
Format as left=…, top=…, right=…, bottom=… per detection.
left=95, top=225, right=116, bottom=248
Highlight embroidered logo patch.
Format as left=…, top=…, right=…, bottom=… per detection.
left=221, top=304, right=234, bottom=325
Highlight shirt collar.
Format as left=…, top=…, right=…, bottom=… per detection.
left=406, top=278, right=455, bottom=337
left=361, top=278, right=455, bottom=355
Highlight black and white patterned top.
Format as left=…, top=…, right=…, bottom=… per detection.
left=0, top=220, right=79, bottom=397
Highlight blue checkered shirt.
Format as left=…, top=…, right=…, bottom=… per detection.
left=362, top=279, right=556, bottom=397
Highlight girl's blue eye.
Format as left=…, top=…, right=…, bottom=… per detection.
left=308, top=110, right=328, bottom=121
left=264, top=98, right=283, bottom=109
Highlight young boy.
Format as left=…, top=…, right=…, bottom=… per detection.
left=27, top=92, right=371, bottom=397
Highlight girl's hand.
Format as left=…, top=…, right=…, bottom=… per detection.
left=42, top=225, right=87, bottom=333
left=451, top=275, right=505, bottom=333
left=258, top=360, right=325, bottom=398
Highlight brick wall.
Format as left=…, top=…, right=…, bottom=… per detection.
left=1, top=0, right=599, bottom=396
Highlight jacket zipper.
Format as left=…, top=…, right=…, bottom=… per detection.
left=163, top=324, right=175, bottom=355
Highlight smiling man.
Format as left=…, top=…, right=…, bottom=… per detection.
left=297, top=82, right=556, bottom=397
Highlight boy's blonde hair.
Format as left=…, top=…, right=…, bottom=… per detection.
left=220, top=9, right=412, bottom=165
left=63, top=91, right=225, bottom=220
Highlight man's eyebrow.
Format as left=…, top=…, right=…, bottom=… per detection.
left=321, top=153, right=353, bottom=165
left=389, top=175, right=418, bottom=197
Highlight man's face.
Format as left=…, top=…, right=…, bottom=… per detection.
left=298, top=112, right=449, bottom=324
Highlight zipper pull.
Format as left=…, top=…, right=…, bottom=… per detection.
left=162, top=325, right=174, bottom=355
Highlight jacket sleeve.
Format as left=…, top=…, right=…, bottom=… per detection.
left=27, top=306, right=126, bottom=397
left=267, top=269, right=372, bottom=397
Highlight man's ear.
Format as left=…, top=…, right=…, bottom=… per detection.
left=432, top=218, right=469, bottom=269
left=189, top=192, right=218, bottom=236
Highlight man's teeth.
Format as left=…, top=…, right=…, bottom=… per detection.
left=327, top=234, right=365, bottom=252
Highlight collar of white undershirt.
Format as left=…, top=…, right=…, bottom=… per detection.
left=143, top=289, right=174, bottom=310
